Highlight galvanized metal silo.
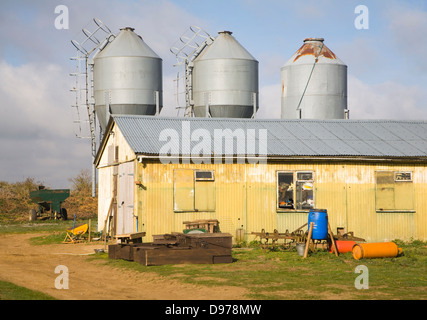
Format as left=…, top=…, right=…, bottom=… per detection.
left=94, top=27, right=163, bottom=130
left=192, top=31, right=259, bottom=118
left=281, top=38, right=348, bottom=120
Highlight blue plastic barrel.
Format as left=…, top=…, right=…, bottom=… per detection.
left=308, top=209, right=328, bottom=240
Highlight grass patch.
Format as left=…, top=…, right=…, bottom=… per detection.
left=90, top=241, right=427, bottom=300
left=0, top=280, right=56, bottom=300
left=0, top=219, right=100, bottom=246
left=2, top=221, right=425, bottom=300
left=0, top=220, right=76, bottom=234
left=29, top=232, right=67, bottom=245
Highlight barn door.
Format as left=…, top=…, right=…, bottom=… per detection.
left=117, top=162, right=135, bottom=235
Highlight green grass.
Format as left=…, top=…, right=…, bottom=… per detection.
left=91, top=241, right=427, bottom=300
left=0, top=219, right=100, bottom=245
left=1, top=221, right=426, bottom=300
left=0, top=281, right=56, bottom=300
left=0, top=220, right=77, bottom=234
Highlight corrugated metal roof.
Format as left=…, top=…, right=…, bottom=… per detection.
left=112, top=115, right=427, bottom=158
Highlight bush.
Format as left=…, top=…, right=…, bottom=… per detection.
left=0, top=170, right=98, bottom=223
left=0, top=178, right=41, bottom=222
left=63, top=169, right=97, bottom=220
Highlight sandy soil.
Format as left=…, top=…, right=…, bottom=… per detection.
left=0, top=233, right=248, bottom=300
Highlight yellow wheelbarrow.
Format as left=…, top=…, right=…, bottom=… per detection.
left=64, top=223, right=88, bottom=244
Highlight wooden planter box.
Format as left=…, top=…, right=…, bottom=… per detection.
left=133, top=246, right=232, bottom=266
left=109, top=233, right=233, bottom=266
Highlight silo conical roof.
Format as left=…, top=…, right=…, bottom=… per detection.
left=196, top=31, right=256, bottom=61
left=283, top=38, right=345, bottom=67
left=95, top=27, right=161, bottom=59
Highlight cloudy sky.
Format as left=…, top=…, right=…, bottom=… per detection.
left=1, top=0, right=426, bottom=188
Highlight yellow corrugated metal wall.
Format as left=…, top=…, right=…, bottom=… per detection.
left=134, top=160, right=427, bottom=243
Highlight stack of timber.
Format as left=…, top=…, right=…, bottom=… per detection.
left=108, top=232, right=233, bottom=266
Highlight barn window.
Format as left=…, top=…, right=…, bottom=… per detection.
left=174, top=169, right=215, bottom=212
left=195, top=171, right=214, bottom=181
left=376, top=171, right=414, bottom=211
left=277, top=171, right=314, bottom=210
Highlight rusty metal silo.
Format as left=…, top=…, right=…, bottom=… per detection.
left=281, top=38, right=348, bottom=120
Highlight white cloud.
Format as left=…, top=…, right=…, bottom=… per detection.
left=348, top=75, right=427, bottom=120
left=0, top=61, right=71, bottom=137
left=0, top=60, right=90, bottom=187
left=0, top=0, right=209, bottom=186
left=336, top=37, right=381, bottom=80
left=255, top=74, right=427, bottom=121
left=257, top=84, right=282, bottom=119
left=386, top=4, right=427, bottom=72
left=1, top=0, right=426, bottom=189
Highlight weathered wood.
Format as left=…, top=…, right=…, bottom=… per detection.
left=109, top=232, right=233, bottom=266
left=115, top=232, right=146, bottom=244
left=132, top=246, right=232, bottom=266
left=303, top=222, right=314, bottom=258
left=88, top=219, right=91, bottom=242
left=103, top=198, right=114, bottom=250
left=328, top=223, right=339, bottom=257
left=108, top=244, right=118, bottom=259
left=153, top=233, right=233, bottom=249
left=108, top=243, right=146, bottom=261
left=185, top=233, right=233, bottom=249
left=183, top=219, right=219, bottom=233
left=115, top=232, right=146, bottom=240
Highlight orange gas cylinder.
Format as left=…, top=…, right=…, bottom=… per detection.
left=352, top=242, right=403, bottom=260
left=330, top=240, right=356, bottom=254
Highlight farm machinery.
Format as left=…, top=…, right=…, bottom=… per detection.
left=29, top=186, right=70, bottom=221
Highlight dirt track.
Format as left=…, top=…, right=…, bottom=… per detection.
left=0, top=233, right=248, bottom=300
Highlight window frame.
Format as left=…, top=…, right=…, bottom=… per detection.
left=375, top=170, right=415, bottom=213
left=276, top=170, right=315, bottom=212
left=173, top=169, right=216, bottom=213
left=195, top=170, right=215, bottom=181
left=394, top=171, right=412, bottom=182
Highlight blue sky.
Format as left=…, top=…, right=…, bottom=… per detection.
left=0, top=0, right=426, bottom=188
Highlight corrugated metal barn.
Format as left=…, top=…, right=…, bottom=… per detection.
left=95, top=115, right=427, bottom=243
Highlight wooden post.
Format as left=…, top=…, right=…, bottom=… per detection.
left=88, top=219, right=91, bottom=243
left=304, top=222, right=314, bottom=258
left=328, top=223, right=339, bottom=257
left=103, top=198, right=114, bottom=250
